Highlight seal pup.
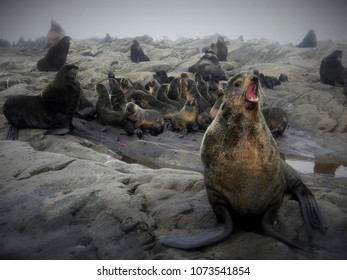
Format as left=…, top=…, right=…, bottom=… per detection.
left=147, top=79, right=161, bottom=96
left=296, top=29, right=316, bottom=48
left=171, top=98, right=202, bottom=137
left=130, top=40, right=150, bottom=62
left=3, top=64, right=81, bottom=140
left=160, top=72, right=326, bottom=250
left=319, top=50, right=346, bottom=86
left=125, top=102, right=164, bottom=136
left=215, top=36, right=228, bottom=61
left=37, top=36, right=71, bottom=72
left=45, top=20, right=65, bottom=48
left=95, top=83, right=126, bottom=126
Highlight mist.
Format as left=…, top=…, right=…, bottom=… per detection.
left=0, top=0, right=346, bottom=44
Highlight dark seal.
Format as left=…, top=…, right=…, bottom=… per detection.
left=37, top=36, right=71, bottom=71
left=130, top=40, right=150, bottom=62
left=215, top=36, right=228, bottom=61
left=296, top=29, right=317, bottom=48
left=3, top=64, right=81, bottom=140
left=160, top=72, right=326, bottom=250
left=95, top=83, right=126, bottom=126
left=188, top=53, right=228, bottom=82
left=319, top=50, right=346, bottom=86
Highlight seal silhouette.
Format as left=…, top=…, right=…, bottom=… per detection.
left=319, top=50, right=346, bottom=86
left=130, top=40, right=150, bottom=62
left=160, top=72, right=326, bottom=250
left=37, top=36, right=71, bottom=71
left=3, top=64, right=81, bottom=140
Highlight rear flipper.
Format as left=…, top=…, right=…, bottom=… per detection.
left=6, top=125, right=19, bottom=140
left=160, top=205, right=233, bottom=249
left=262, top=203, right=310, bottom=252
left=291, top=179, right=327, bottom=237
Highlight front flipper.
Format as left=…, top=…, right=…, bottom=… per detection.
left=291, top=179, right=326, bottom=237
left=160, top=205, right=233, bottom=249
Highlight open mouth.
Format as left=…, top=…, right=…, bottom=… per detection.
left=245, top=83, right=259, bottom=103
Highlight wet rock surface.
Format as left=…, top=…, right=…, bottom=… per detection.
left=0, top=34, right=347, bottom=259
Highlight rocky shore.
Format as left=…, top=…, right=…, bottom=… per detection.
left=0, top=34, right=346, bottom=259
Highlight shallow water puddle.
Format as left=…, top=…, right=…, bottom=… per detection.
left=284, top=156, right=347, bottom=178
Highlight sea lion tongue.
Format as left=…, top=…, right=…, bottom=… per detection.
left=245, top=83, right=258, bottom=102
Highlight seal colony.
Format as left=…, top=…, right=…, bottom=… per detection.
left=160, top=72, right=326, bottom=250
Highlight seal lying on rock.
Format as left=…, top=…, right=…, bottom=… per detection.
left=3, top=64, right=81, bottom=140
left=160, top=72, right=326, bottom=250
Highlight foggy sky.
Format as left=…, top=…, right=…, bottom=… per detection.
left=0, top=0, right=346, bottom=44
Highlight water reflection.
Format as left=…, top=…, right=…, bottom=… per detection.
left=282, top=154, right=347, bottom=178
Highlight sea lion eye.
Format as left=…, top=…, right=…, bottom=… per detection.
left=234, top=81, right=241, bottom=88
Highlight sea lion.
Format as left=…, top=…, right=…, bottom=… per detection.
left=262, top=107, right=289, bottom=137
left=37, top=36, right=71, bottom=71
left=195, top=73, right=213, bottom=104
left=160, top=72, right=326, bottom=250
left=125, top=102, right=164, bottom=136
left=120, top=78, right=178, bottom=120
left=45, top=20, right=65, bottom=48
left=154, top=70, right=171, bottom=84
left=167, top=77, right=185, bottom=106
left=182, top=78, right=212, bottom=130
left=296, top=29, right=317, bottom=48
left=130, top=39, right=150, bottom=62
left=156, top=84, right=182, bottom=110
left=254, top=70, right=281, bottom=89
left=3, top=64, right=81, bottom=140
left=108, top=73, right=127, bottom=112
left=215, top=36, right=228, bottom=61
left=95, top=83, right=126, bottom=126
left=209, top=95, right=223, bottom=120
left=171, top=98, right=199, bottom=135
left=319, top=50, right=346, bottom=86
left=147, top=79, right=161, bottom=96
left=188, top=53, right=228, bottom=82
left=207, top=79, right=222, bottom=104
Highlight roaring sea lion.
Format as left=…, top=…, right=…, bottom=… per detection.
left=125, top=102, right=164, bottom=136
left=95, top=83, right=126, bottom=126
left=130, top=40, right=150, bottom=62
left=37, top=36, right=71, bottom=71
left=45, top=20, right=65, bottom=48
left=3, top=64, right=81, bottom=140
left=296, top=29, right=317, bottom=48
left=160, top=72, right=326, bottom=250
left=319, top=50, right=346, bottom=86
